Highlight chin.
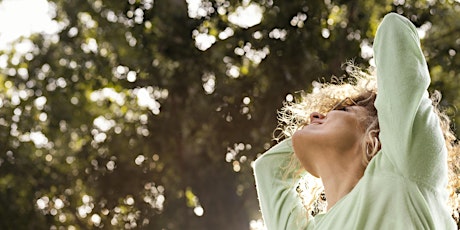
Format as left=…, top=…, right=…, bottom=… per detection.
left=291, top=131, right=302, bottom=153
left=292, top=129, right=313, bottom=150
left=292, top=132, right=321, bottom=177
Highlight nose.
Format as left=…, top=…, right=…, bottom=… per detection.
left=310, top=112, right=325, bottom=123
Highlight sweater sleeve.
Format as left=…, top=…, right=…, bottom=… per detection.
left=254, top=138, right=308, bottom=230
left=373, top=13, right=447, bottom=186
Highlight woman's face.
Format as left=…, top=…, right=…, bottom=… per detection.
left=292, top=101, right=369, bottom=176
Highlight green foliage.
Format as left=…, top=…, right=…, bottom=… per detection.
left=0, top=0, right=459, bottom=229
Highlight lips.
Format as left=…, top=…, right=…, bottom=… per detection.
left=310, top=121, right=323, bottom=125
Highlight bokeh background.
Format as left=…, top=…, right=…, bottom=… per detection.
left=0, top=0, right=459, bottom=229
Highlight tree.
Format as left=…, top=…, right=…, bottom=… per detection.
left=0, top=0, right=458, bottom=229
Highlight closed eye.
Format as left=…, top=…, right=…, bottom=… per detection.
left=330, top=97, right=358, bottom=113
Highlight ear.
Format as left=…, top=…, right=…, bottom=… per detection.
left=363, top=131, right=381, bottom=165
left=369, top=138, right=380, bottom=157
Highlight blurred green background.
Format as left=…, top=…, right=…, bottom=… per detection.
left=0, top=0, right=459, bottom=229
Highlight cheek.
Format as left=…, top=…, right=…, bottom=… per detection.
left=329, top=123, right=365, bottom=149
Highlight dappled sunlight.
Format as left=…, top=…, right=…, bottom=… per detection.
left=193, top=31, right=216, bottom=51
left=91, top=214, right=102, bottom=227
left=188, top=0, right=264, bottom=51
left=90, top=88, right=125, bottom=106
left=113, top=65, right=138, bottom=82
left=228, top=2, right=264, bottom=29
left=226, top=65, right=240, bottom=78
left=78, top=12, right=97, bottom=30
left=226, top=142, right=252, bottom=173
left=93, top=116, right=116, bottom=132
left=0, top=0, right=59, bottom=50
left=77, top=194, right=94, bottom=218
left=134, top=87, right=167, bottom=115
left=290, top=12, right=308, bottom=28
left=134, top=154, right=145, bottom=165
left=269, top=28, right=288, bottom=40
left=416, top=21, right=432, bottom=39
left=187, top=0, right=216, bottom=19
left=143, top=181, right=165, bottom=211
left=360, top=39, right=374, bottom=60
left=28, top=131, right=50, bottom=148
left=202, top=72, right=216, bottom=94
left=185, top=187, right=205, bottom=217
left=186, top=0, right=215, bottom=19
left=249, top=219, right=267, bottom=230
left=81, top=38, right=99, bottom=54
left=234, top=43, right=270, bottom=65
left=321, top=28, right=330, bottom=39
left=218, top=27, right=235, bottom=40
left=89, top=85, right=168, bottom=124
left=36, top=195, right=66, bottom=218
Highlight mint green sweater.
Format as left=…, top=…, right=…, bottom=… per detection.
left=254, top=13, right=456, bottom=229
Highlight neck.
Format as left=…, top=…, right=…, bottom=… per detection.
left=319, top=148, right=364, bottom=210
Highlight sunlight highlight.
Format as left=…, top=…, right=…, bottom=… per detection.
left=202, top=72, right=216, bottom=94
left=30, top=131, right=49, bottom=148
left=193, top=32, right=216, bottom=51
left=90, top=88, right=125, bottom=106
left=416, top=22, right=432, bottom=39
left=93, top=116, right=116, bottom=132
left=194, top=205, right=204, bottom=216
left=0, top=0, right=58, bottom=50
left=228, top=3, right=264, bottom=28
left=250, top=219, right=267, bottom=230
left=186, top=0, right=214, bottom=19
left=135, top=87, right=161, bottom=115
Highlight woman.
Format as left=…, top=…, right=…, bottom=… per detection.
left=254, top=13, right=459, bottom=229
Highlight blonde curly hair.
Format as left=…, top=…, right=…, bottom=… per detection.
left=276, top=64, right=460, bottom=222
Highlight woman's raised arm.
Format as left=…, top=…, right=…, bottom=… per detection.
left=373, top=13, right=447, bottom=186
left=253, top=138, right=308, bottom=229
